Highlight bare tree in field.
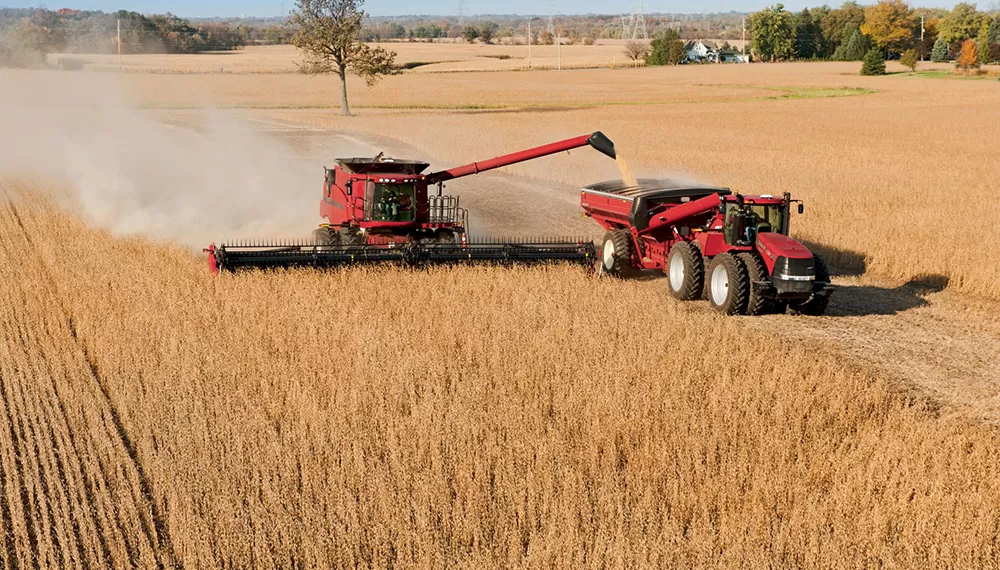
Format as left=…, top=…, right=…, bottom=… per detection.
left=623, top=40, right=650, bottom=66
left=290, top=0, right=396, bottom=116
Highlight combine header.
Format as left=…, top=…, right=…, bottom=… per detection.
left=207, top=132, right=616, bottom=273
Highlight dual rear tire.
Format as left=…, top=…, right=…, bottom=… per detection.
left=706, top=253, right=749, bottom=315
left=664, top=243, right=753, bottom=316
left=666, top=242, right=704, bottom=301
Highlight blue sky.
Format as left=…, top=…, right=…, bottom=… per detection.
left=0, top=0, right=967, bottom=17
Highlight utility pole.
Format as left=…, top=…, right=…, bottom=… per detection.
left=742, top=17, right=746, bottom=56
left=557, top=24, right=561, bottom=70
left=920, top=15, right=926, bottom=61
left=117, top=18, right=122, bottom=70
left=527, top=19, right=532, bottom=69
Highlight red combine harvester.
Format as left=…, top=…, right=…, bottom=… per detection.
left=206, top=132, right=617, bottom=273
left=581, top=180, right=832, bottom=315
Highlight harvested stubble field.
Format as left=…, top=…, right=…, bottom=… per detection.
left=2, top=53, right=1000, bottom=568
left=49, top=42, right=648, bottom=74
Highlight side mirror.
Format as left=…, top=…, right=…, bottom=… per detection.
left=345, top=180, right=353, bottom=196
left=798, top=203, right=804, bottom=215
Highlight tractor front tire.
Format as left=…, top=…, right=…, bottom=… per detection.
left=788, top=254, right=831, bottom=316
left=666, top=241, right=704, bottom=301
left=738, top=252, right=773, bottom=315
left=707, top=253, right=749, bottom=315
left=600, top=229, right=632, bottom=277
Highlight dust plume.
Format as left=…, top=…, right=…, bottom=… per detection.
left=0, top=69, right=356, bottom=248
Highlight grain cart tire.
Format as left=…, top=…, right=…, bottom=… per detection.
left=738, top=252, right=773, bottom=315
left=707, top=253, right=749, bottom=315
left=311, top=227, right=337, bottom=246
left=600, top=229, right=632, bottom=277
left=666, top=242, right=704, bottom=301
left=788, top=254, right=831, bottom=316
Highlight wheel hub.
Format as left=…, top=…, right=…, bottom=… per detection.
left=603, top=240, right=615, bottom=270
left=668, top=252, right=685, bottom=291
left=711, top=264, right=729, bottom=305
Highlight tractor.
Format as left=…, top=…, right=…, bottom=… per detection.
left=581, top=179, right=832, bottom=315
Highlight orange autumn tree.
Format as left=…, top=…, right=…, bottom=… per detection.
left=957, top=38, right=980, bottom=69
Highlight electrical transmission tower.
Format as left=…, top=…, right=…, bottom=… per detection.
left=546, top=3, right=557, bottom=35
left=458, top=0, right=466, bottom=26
left=621, top=0, right=648, bottom=40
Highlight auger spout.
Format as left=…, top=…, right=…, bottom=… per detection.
left=427, top=131, right=616, bottom=183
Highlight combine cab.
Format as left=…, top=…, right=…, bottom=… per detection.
left=581, top=179, right=833, bottom=316
left=207, top=132, right=617, bottom=273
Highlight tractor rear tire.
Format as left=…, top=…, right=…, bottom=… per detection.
left=738, top=252, right=773, bottom=315
left=312, top=227, right=337, bottom=246
left=707, top=253, right=749, bottom=315
left=788, top=254, right=831, bottom=316
left=600, top=229, right=632, bottom=277
left=666, top=242, right=704, bottom=301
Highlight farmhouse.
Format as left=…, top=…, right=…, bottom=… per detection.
left=685, top=40, right=718, bottom=62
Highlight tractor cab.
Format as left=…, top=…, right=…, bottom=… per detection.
left=720, top=192, right=801, bottom=246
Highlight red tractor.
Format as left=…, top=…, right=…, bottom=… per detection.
left=581, top=180, right=832, bottom=315
left=207, top=132, right=617, bottom=273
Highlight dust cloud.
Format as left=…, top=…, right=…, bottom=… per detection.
left=0, top=70, right=352, bottom=248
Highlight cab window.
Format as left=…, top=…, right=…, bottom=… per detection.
left=368, top=183, right=415, bottom=222
left=748, top=205, right=785, bottom=234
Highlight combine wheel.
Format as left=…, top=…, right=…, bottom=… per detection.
left=666, top=242, right=704, bottom=301
left=435, top=230, right=459, bottom=244
left=600, top=229, right=632, bottom=277
left=788, top=254, right=831, bottom=316
left=707, top=253, right=749, bottom=315
left=311, top=227, right=337, bottom=246
left=738, top=252, right=773, bottom=315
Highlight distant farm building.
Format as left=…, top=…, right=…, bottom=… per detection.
left=685, top=40, right=718, bottom=63
left=685, top=40, right=750, bottom=63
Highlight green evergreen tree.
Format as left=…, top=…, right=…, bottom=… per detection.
left=646, top=29, right=686, bottom=65
left=989, top=15, right=1000, bottom=44
left=794, top=8, right=820, bottom=59
left=930, top=36, right=950, bottom=62
left=860, top=47, right=886, bottom=75
left=833, top=27, right=869, bottom=60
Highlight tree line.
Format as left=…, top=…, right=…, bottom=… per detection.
left=0, top=8, right=253, bottom=66
left=748, top=1, right=1000, bottom=65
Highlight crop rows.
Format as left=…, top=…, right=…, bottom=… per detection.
left=0, top=185, right=998, bottom=567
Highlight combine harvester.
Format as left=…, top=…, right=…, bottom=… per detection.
left=207, top=131, right=832, bottom=316
left=206, top=132, right=617, bottom=273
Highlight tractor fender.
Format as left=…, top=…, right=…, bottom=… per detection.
left=755, top=233, right=813, bottom=274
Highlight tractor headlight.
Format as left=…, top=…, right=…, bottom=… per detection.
left=776, top=274, right=814, bottom=281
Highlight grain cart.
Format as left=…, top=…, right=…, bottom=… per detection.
left=581, top=180, right=832, bottom=315
left=207, top=132, right=618, bottom=274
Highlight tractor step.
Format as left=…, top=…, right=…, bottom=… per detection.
left=207, top=237, right=597, bottom=274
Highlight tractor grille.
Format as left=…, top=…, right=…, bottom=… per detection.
left=771, top=256, right=815, bottom=294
